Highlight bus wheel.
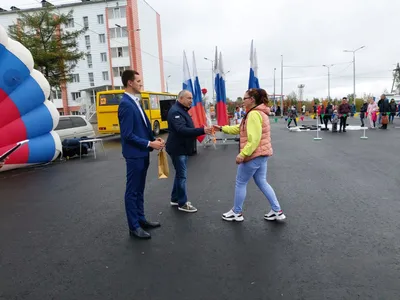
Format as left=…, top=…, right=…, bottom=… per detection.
left=153, top=121, right=160, bottom=136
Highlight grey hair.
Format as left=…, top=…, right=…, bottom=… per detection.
left=178, top=90, right=191, bottom=99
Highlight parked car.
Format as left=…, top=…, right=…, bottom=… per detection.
left=55, top=115, right=95, bottom=141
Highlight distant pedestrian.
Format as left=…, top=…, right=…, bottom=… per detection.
left=367, top=98, right=378, bottom=128
left=389, top=99, right=396, bottom=123
left=287, top=106, right=298, bottom=128
left=360, top=100, right=368, bottom=127
left=338, top=97, right=351, bottom=132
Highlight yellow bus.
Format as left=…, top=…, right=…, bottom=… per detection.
left=96, top=90, right=178, bottom=135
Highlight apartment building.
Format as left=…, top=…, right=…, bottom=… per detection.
left=0, top=0, right=166, bottom=116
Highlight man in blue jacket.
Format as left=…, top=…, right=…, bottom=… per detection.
left=166, top=90, right=212, bottom=213
left=118, top=70, right=164, bottom=240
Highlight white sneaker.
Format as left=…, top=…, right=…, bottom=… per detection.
left=222, top=209, right=244, bottom=222
left=264, top=209, right=286, bottom=221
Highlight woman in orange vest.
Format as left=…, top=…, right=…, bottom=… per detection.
left=213, top=88, right=286, bottom=222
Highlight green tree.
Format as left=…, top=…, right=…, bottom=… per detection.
left=8, top=7, right=86, bottom=89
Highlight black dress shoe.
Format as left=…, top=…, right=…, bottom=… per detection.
left=139, top=220, right=161, bottom=229
left=129, top=227, right=151, bottom=239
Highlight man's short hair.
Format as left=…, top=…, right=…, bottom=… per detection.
left=121, top=70, right=140, bottom=87
left=178, top=90, right=191, bottom=99
left=342, top=97, right=347, bottom=100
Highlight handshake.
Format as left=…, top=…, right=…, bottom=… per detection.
left=203, top=125, right=223, bottom=135
left=150, top=138, right=165, bottom=150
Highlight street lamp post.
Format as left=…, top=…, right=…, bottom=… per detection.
left=322, top=64, right=334, bottom=101
left=343, top=46, right=365, bottom=107
left=166, top=75, right=171, bottom=92
left=281, top=55, right=284, bottom=117
left=273, top=68, right=276, bottom=108
left=204, top=57, right=215, bottom=103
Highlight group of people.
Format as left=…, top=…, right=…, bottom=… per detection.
left=288, top=94, right=399, bottom=132
left=118, top=70, right=285, bottom=240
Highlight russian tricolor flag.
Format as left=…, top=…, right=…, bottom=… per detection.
left=183, top=51, right=206, bottom=143
left=191, top=52, right=207, bottom=142
left=248, top=40, right=260, bottom=89
left=214, top=47, right=229, bottom=126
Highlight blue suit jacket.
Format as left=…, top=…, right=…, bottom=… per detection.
left=118, top=93, right=155, bottom=159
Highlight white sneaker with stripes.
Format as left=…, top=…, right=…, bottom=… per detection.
left=222, top=209, right=244, bottom=222
left=264, top=209, right=286, bottom=221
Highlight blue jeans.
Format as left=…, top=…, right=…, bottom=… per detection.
left=125, top=156, right=149, bottom=230
left=233, top=156, right=281, bottom=214
left=170, top=155, right=188, bottom=206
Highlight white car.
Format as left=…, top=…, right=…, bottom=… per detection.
left=55, top=115, right=95, bottom=141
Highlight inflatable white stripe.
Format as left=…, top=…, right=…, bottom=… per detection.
left=50, top=131, right=63, bottom=161
left=44, top=100, right=60, bottom=130
left=31, top=69, right=50, bottom=100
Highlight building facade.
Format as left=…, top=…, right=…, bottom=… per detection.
left=0, top=0, right=165, bottom=117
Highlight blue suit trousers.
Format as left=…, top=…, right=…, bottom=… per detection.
left=125, top=155, right=149, bottom=230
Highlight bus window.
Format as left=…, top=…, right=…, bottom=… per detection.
left=98, top=93, right=141, bottom=106
left=142, top=98, right=150, bottom=110
left=150, top=94, right=160, bottom=109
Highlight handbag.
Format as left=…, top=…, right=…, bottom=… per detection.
left=158, top=149, right=169, bottom=179
left=381, top=114, right=389, bottom=125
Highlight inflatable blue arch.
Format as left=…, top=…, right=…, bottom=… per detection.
left=0, top=24, right=62, bottom=172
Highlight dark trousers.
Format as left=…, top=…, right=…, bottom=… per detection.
left=171, top=155, right=188, bottom=206
left=125, top=155, right=149, bottom=230
left=323, top=116, right=331, bottom=128
left=389, top=113, right=395, bottom=123
left=340, top=116, right=348, bottom=131
left=288, top=118, right=297, bottom=126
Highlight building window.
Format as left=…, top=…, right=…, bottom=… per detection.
left=99, top=34, right=105, bottom=44
left=83, top=16, right=89, bottom=28
left=100, top=53, right=107, bottom=62
left=71, top=92, right=81, bottom=100
left=112, top=66, right=130, bottom=77
left=72, top=74, right=80, bottom=83
left=88, top=73, right=94, bottom=87
left=107, top=7, right=127, bottom=19
left=86, top=54, right=92, bottom=68
left=85, top=35, right=90, bottom=50
left=109, top=26, right=128, bottom=39
left=65, top=18, right=74, bottom=28
left=51, top=88, right=62, bottom=99
left=97, top=14, right=104, bottom=24
left=111, top=47, right=128, bottom=58
left=102, top=71, right=109, bottom=81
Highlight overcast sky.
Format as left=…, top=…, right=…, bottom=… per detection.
left=7, top=0, right=400, bottom=101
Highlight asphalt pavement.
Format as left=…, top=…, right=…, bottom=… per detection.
left=1, top=117, right=400, bottom=300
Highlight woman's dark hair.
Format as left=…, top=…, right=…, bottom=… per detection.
left=246, top=88, right=269, bottom=106
left=241, top=88, right=269, bottom=129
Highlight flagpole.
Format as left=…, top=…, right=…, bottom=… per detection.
left=281, top=55, right=284, bottom=117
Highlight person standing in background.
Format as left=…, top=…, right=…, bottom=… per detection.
left=367, top=98, right=378, bottom=128
left=389, top=99, right=396, bottom=124
left=338, top=97, right=351, bottom=132
left=360, top=100, right=368, bottom=127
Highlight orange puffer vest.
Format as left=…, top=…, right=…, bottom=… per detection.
left=239, top=104, right=273, bottom=162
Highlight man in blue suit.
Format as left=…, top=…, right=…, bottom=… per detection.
left=118, top=70, right=164, bottom=240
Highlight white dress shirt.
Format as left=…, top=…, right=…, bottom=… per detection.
left=125, top=92, right=148, bottom=127
left=124, top=92, right=151, bottom=148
